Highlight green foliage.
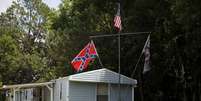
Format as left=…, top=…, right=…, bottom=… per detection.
left=0, top=0, right=52, bottom=84
left=49, top=0, right=201, bottom=101
left=1, top=0, right=201, bottom=100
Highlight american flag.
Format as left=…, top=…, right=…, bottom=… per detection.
left=114, top=3, right=122, bottom=32
left=143, top=35, right=151, bottom=74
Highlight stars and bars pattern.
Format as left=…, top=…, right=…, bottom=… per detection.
left=114, top=3, right=122, bottom=32
left=143, top=35, right=151, bottom=74
left=71, top=41, right=98, bottom=72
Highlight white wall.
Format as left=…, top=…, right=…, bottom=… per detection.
left=69, top=82, right=96, bottom=101
left=68, top=81, right=132, bottom=101
left=14, top=88, right=34, bottom=101
left=43, top=87, right=50, bottom=101
left=110, top=84, right=132, bottom=101
left=53, top=78, right=68, bottom=101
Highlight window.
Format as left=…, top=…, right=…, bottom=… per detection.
left=97, top=84, right=108, bottom=101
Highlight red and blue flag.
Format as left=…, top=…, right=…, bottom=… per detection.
left=71, top=41, right=98, bottom=72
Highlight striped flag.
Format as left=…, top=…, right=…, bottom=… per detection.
left=143, top=35, right=151, bottom=74
left=114, top=3, right=122, bottom=32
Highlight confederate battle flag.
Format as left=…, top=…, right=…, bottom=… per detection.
left=71, top=41, right=98, bottom=72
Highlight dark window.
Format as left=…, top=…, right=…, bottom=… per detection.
left=97, top=84, right=108, bottom=101
left=97, top=95, right=108, bottom=101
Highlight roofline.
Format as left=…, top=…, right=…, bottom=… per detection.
left=68, top=68, right=137, bottom=85
left=68, top=68, right=104, bottom=78
left=104, top=68, right=137, bottom=84
left=69, top=79, right=136, bottom=85
left=2, top=82, right=53, bottom=89
left=0, top=68, right=137, bottom=90
left=69, top=68, right=137, bottom=80
left=56, top=68, right=137, bottom=82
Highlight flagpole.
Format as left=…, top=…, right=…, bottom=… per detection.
left=89, top=32, right=150, bottom=38
left=114, top=1, right=122, bottom=101
left=91, top=40, right=104, bottom=68
left=118, top=31, right=121, bottom=101
left=90, top=32, right=151, bottom=101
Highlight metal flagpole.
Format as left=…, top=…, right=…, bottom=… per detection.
left=118, top=32, right=121, bottom=101
left=89, top=31, right=150, bottom=101
left=91, top=40, right=104, bottom=68
left=89, top=32, right=150, bottom=38
left=116, top=1, right=121, bottom=101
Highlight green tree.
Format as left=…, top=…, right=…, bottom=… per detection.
left=48, top=0, right=201, bottom=101
left=0, top=0, right=52, bottom=84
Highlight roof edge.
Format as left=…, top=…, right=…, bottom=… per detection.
left=2, top=82, right=53, bottom=89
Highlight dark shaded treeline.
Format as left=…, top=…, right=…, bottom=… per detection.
left=0, top=0, right=201, bottom=101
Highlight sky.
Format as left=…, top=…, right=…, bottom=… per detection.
left=0, top=0, right=61, bottom=13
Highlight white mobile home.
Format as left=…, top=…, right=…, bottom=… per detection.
left=2, top=68, right=137, bottom=101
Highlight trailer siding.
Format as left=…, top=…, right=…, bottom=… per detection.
left=53, top=78, right=68, bottom=101
left=69, top=82, right=96, bottom=101
left=110, top=84, right=132, bottom=101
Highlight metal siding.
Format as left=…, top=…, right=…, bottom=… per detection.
left=121, top=85, right=132, bottom=101
left=61, top=78, right=68, bottom=101
left=9, top=88, right=53, bottom=101
left=132, top=86, right=134, bottom=101
left=15, top=88, right=34, bottom=101
left=66, top=79, right=69, bottom=101
left=110, top=84, right=132, bottom=101
left=53, top=80, right=60, bottom=101
left=108, top=84, right=111, bottom=101
left=110, top=85, right=118, bottom=101
left=54, top=78, right=68, bottom=101
left=27, top=89, right=33, bottom=101
left=44, top=87, right=50, bottom=101
left=69, top=82, right=96, bottom=101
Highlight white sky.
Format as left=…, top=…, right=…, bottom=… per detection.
left=0, top=0, right=61, bottom=13
left=0, top=0, right=14, bottom=13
